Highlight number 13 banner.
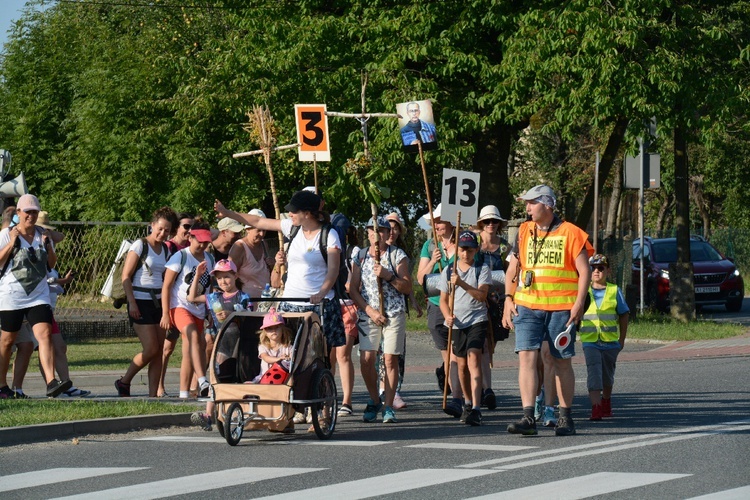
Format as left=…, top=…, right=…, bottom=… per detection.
left=295, top=104, right=331, bottom=162
left=441, top=168, right=480, bottom=225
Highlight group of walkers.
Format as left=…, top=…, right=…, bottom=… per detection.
left=1, top=185, right=630, bottom=440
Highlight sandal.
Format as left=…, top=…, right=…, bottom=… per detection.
left=114, top=378, right=131, bottom=397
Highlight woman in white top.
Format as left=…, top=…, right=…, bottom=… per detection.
left=215, top=191, right=346, bottom=351
left=114, top=206, right=176, bottom=398
left=0, top=194, right=69, bottom=398
left=160, top=217, right=215, bottom=399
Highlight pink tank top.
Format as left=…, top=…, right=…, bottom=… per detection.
left=236, top=240, right=269, bottom=298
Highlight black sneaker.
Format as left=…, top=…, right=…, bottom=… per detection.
left=0, top=385, right=15, bottom=399
left=507, top=415, right=538, bottom=436
left=482, top=388, right=497, bottom=410
left=435, top=365, right=450, bottom=394
left=459, top=405, right=471, bottom=423
left=466, top=409, right=482, bottom=426
left=114, top=378, right=131, bottom=397
left=443, top=399, right=463, bottom=418
left=199, top=381, right=210, bottom=398
left=46, top=379, right=72, bottom=398
left=555, top=415, right=576, bottom=436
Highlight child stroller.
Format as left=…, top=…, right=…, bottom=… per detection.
left=208, top=309, right=337, bottom=446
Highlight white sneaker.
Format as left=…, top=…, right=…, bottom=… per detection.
left=392, top=392, right=406, bottom=410
left=293, top=411, right=306, bottom=424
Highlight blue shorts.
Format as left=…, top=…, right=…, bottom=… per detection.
left=513, top=305, right=576, bottom=359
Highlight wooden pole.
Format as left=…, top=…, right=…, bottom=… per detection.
left=442, top=211, right=461, bottom=410
left=313, top=153, right=319, bottom=195
left=418, top=140, right=442, bottom=272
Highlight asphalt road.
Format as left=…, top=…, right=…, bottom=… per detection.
left=3, top=353, right=749, bottom=499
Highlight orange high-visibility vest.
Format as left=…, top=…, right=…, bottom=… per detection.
left=514, top=220, right=591, bottom=311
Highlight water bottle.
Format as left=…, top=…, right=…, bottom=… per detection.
left=261, top=283, right=272, bottom=300
left=211, top=299, right=223, bottom=314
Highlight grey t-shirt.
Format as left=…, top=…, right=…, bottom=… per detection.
left=438, top=262, right=491, bottom=329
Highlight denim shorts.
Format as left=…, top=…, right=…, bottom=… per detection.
left=513, top=305, right=576, bottom=359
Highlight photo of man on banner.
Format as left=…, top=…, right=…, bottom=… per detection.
left=397, top=99, right=438, bottom=153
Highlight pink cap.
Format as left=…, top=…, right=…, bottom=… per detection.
left=261, top=307, right=285, bottom=329
left=17, top=194, right=41, bottom=212
left=211, top=259, right=237, bottom=275
left=190, top=229, right=213, bottom=243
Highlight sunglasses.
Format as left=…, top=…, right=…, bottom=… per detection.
left=181, top=223, right=192, bottom=231
left=591, top=265, right=607, bottom=272
left=483, top=219, right=501, bottom=224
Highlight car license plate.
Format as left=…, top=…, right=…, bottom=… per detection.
left=695, top=286, right=720, bottom=293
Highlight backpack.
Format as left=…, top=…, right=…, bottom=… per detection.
left=0, top=227, right=44, bottom=279
left=109, top=238, right=167, bottom=309
left=288, top=212, right=351, bottom=300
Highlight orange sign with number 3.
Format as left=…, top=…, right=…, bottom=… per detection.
left=295, top=104, right=331, bottom=162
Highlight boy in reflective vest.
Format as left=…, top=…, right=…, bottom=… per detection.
left=580, top=254, right=629, bottom=420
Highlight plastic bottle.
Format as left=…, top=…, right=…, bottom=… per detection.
left=261, top=283, right=272, bottom=299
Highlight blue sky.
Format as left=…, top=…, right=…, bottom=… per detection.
left=1, top=0, right=39, bottom=50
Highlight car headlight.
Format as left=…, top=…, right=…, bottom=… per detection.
left=660, top=269, right=669, bottom=280
left=733, top=269, right=740, bottom=278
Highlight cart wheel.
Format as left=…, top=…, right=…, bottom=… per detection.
left=225, top=402, right=244, bottom=446
left=311, top=368, right=337, bottom=440
left=213, top=405, right=225, bottom=438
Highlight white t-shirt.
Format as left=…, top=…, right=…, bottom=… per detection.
left=0, top=227, right=52, bottom=311
left=128, top=238, right=168, bottom=301
left=165, top=248, right=214, bottom=319
left=280, top=218, right=341, bottom=304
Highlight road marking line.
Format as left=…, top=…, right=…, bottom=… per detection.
left=137, top=436, right=394, bottom=446
left=252, top=468, right=500, bottom=500
left=465, top=472, right=690, bottom=499
left=405, top=443, right=536, bottom=452
left=138, top=436, right=226, bottom=443
left=0, top=468, right=147, bottom=493
left=687, top=485, right=750, bottom=499
left=283, top=440, right=396, bottom=447
left=459, top=419, right=750, bottom=469
left=50, top=467, right=323, bottom=500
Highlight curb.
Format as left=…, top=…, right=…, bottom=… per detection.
left=0, top=412, right=193, bottom=447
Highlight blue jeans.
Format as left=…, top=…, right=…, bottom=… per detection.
left=513, top=305, right=576, bottom=359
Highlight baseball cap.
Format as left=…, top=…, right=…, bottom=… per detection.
left=217, top=217, right=244, bottom=233
left=516, top=185, right=557, bottom=208
left=245, top=208, right=266, bottom=229
left=17, top=194, right=41, bottom=212
left=458, top=230, right=479, bottom=248
left=190, top=228, right=213, bottom=243
left=589, top=254, right=609, bottom=267
left=284, top=190, right=322, bottom=213
left=477, top=205, right=507, bottom=222
left=261, top=307, right=285, bottom=329
left=211, top=259, right=238, bottom=275
left=366, top=216, right=390, bottom=229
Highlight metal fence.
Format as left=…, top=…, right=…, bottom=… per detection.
left=51, top=220, right=749, bottom=340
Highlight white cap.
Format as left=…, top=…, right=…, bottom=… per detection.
left=245, top=208, right=267, bottom=228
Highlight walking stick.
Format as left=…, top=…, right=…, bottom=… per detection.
left=442, top=211, right=461, bottom=410
left=417, top=140, right=443, bottom=272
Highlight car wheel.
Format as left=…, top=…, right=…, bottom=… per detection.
left=726, top=297, right=743, bottom=312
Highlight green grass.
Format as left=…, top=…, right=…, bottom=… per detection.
left=64, top=337, right=184, bottom=372
left=0, top=399, right=198, bottom=427
left=628, top=312, right=746, bottom=341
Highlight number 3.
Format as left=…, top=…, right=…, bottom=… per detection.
left=301, top=111, right=324, bottom=147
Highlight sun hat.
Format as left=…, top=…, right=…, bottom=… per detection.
left=17, top=194, right=41, bottom=212
left=190, top=228, right=213, bottom=243
left=477, top=205, right=507, bottom=223
left=245, top=208, right=266, bottom=229
left=385, top=212, right=406, bottom=234
left=418, top=203, right=444, bottom=230
left=458, top=230, right=479, bottom=248
left=261, top=307, right=285, bottom=329
left=37, top=211, right=56, bottom=230
left=516, top=185, right=556, bottom=208
left=284, top=190, right=322, bottom=213
left=211, top=259, right=237, bottom=275
left=217, top=217, right=244, bottom=233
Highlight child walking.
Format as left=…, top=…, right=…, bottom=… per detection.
left=188, top=259, right=252, bottom=430
left=438, top=231, right=492, bottom=426
left=580, top=254, right=629, bottom=420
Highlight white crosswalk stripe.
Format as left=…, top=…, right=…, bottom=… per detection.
left=0, top=468, right=147, bottom=493
left=464, top=472, right=690, bottom=499
left=251, top=468, right=500, bottom=500
left=137, top=436, right=394, bottom=446
left=405, top=443, right=536, bottom=452
left=49, top=467, right=323, bottom=500
left=687, top=486, right=750, bottom=499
